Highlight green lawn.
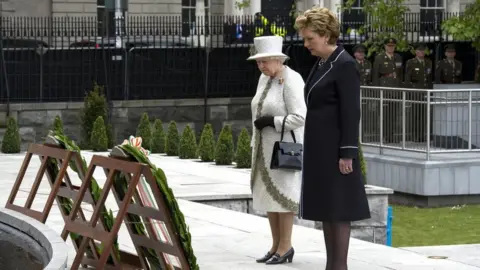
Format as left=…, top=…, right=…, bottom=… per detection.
left=391, top=204, right=480, bottom=247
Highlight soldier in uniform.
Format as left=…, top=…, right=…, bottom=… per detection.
left=353, top=44, right=372, bottom=85
left=435, top=44, right=462, bottom=84
left=352, top=44, right=374, bottom=142
left=404, top=44, right=433, bottom=142
left=372, top=38, right=404, bottom=143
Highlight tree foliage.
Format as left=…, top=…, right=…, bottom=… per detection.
left=358, top=143, right=367, bottom=185
left=81, top=83, right=110, bottom=149
left=343, top=0, right=410, bottom=57
left=198, top=123, right=216, bottom=162
left=1, top=117, right=20, bottom=153
left=442, top=0, right=480, bottom=51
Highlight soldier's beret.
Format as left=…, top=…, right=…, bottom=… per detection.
left=384, top=38, right=397, bottom=45
left=444, top=44, right=456, bottom=51
left=415, top=44, right=426, bottom=50
left=353, top=44, right=366, bottom=53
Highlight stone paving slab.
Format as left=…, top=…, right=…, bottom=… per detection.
left=0, top=151, right=479, bottom=269
left=401, top=244, right=480, bottom=268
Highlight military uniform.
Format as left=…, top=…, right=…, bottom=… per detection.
left=352, top=44, right=375, bottom=142
left=372, top=38, right=403, bottom=143
left=435, top=44, right=462, bottom=84
left=404, top=44, right=432, bottom=142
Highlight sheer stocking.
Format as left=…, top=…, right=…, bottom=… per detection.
left=323, top=221, right=351, bottom=270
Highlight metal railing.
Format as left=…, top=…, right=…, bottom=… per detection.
left=360, top=86, right=480, bottom=160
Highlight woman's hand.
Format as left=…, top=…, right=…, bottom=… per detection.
left=254, top=116, right=274, bottom=130
left=339, top=158, right=353, bottom=175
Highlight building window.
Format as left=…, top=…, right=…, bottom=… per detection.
left=97, top=0, right=115, bottom=37
left=341, top=0, right=365, bottom=37
left=420, top=0, right=444, bottom=36
left=182, top=0, right=210, bottom=37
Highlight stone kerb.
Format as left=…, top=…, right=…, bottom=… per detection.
left=0, top=207, right=69, bottom=270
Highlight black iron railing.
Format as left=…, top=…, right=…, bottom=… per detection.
left=0, top=13, right=477, bottom=103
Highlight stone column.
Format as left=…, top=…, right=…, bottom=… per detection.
left=446, top=1, right=460, bottom=13
left=224, top=0, right=243, bottom=16
left=245, top=0, right=261, bottom=15
left=329, top=0, right=342, bottom=12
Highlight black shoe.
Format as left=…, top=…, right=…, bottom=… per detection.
left=256, top=251, right=274, bottom=263
left=265, top=247, right=294, bottom=265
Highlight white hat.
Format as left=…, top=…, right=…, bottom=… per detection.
left=247, top=36, right=289, bottom=61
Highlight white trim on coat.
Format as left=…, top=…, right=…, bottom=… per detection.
left=306, top=49, right=345, bottom=106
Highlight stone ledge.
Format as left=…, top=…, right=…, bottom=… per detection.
left=0, top=207, right=68, bottom=270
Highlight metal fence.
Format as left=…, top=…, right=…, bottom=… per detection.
left=0, top=13, right=477, bottom=103
left=360, top=86, right=480, bottom=160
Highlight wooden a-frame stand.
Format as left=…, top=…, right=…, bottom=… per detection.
left=64, top=154, right=190, bottom=270
left=5, top=143, right=142, bottom=269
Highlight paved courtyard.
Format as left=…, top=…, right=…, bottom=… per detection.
left=0, top=151, right=479, bottom=269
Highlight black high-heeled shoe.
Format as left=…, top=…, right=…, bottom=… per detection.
left=265, top=247, right=295, bottom=265
left=256, top=251, right=275, bottom=263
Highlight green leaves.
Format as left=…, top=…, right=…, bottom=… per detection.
left=1, top=117, right=20, bottom=154
left=442, top=1, right=480, bottom=51
left=342, top=0, right=410, bottom=57
left=235, top=128, right=252, bottom=168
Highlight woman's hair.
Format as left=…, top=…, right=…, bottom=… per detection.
left=294, top=7, right=340, bottom=45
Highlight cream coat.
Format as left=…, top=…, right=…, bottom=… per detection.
left=250, top=66, right=306, bottom=213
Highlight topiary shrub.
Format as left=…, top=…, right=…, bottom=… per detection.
left=235, top=128, right=251, bottom=168
left=165, top=121, right=179, bottom=156
left=359, top=142, right=367, bottom=185
left=1, top=117, right=20, bottom=153
left=215, top=124, right=234, bottom=165
left=52, top=115, right=64, bottom=136
left=80, top=83, right=109, bottom=149
left=90, top=116, right=108, bottom=152
left=198, top=123, right=215, bottom=162
left=136, top=113, right=152, bottom=150
left=179, top=125, right=198, bottom=159
left=106, top=123, right=114, bottom=149
left=151, top=119, right=166, bottom=154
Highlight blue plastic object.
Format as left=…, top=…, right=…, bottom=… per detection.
left=386, top=206, right=393, bottom=246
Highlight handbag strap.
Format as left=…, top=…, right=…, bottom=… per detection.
left=280, top=116, right=297, bottom=143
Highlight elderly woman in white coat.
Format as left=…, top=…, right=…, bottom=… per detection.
left=248, top=35, right=306, bottom=265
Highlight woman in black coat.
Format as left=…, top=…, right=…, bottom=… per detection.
left=295, top=7, right=371, bottom=270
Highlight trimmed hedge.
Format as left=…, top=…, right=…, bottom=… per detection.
left=179, top=125, right=198, bottom=159
left=165, top=121, right=180, bottom=156
left=198, top=123, right=215, bottom=162
left=359, top=143, right=367, bottom=184
left=81, top=83, right=108, bottom=149
left=151, top=119, right=166, bottom=154
left=215, top=124, right=234, bottom=165
left=136, top=113, right=152, bottom=150
left=90, top=116, right=108, bottom=152
left=1, top=117, right=20, bottom=153
left=235, top=128, right=251, bottom=168
left=53, top=115, right=64, bottom=136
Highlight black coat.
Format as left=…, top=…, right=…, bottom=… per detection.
left=299, top=46, right=371, bottom=222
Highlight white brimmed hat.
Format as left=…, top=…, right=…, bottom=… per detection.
left=247, top=36, right=289, bottom=61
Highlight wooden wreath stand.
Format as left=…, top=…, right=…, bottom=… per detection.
left=5, top=143, right=190, bottom=270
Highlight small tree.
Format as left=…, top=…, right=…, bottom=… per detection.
left=1, top=117, right=20, bottom=153
left=442, top=1, right=480, bottom=52
left=151, top=119, right=166, bottom=153
left=90, top=116, right=108, bottom=152
left=198, top=123, right=216, bottom=162
left=106, top=123, right=114, bottom=148
left=165, top=121, right=180, bottom=156
left=52, top=115, right=64, bottom=136
left=215, top=124, right=234, bottom=165
left=179, top=125, right=198, bottom=159
left=136, top=113, right=152, bottom=150
left=81, top=83, right=108, bottom=149
left=343, top=0, right=410, bottom=57
left=359, top=143, right=367, bottom=185
left=235, top=128, right=251, bottom=168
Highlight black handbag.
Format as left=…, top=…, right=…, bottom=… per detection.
left=270, top=116, right=303, bottom=171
